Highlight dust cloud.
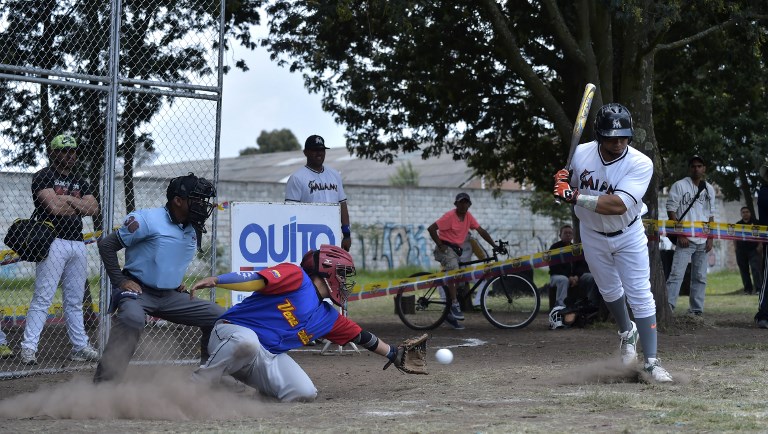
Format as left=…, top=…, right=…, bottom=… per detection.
left=0, top=368, right=269, bottom=420
left=553, top=359, right=688, bottom=385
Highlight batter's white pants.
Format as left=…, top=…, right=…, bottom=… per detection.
left=579, top=222, right=656, bottom=319
left=22, top=238, right=90, bottom=353
left=191, top=321, right=317, bottom=402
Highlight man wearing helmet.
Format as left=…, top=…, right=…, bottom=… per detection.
left=553, top=103, right=673, bottom=383
left=188, top=245, right=405, bottom=402
left=93, top=173, right=225, bottom=383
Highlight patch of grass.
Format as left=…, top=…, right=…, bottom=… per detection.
left=706, top=269, right=745, bottom=295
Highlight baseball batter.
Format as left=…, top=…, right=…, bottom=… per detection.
left=189, top=245, right=422, bottom=402
left=553, top=103, right=672, bottom=383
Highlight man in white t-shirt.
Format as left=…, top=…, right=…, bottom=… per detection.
left=285, top=135, right=351, bottom=251
left=665, top=155, right=716, bottom=316
left=553, top=102, right=672, bottom=383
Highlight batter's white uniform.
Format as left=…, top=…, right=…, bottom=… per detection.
left=285, top=166, right=346, bottom=204
left=570, top=140, right=656, bottom=318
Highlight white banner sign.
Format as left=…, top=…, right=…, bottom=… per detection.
left=230, top=202, right=341, bottom=273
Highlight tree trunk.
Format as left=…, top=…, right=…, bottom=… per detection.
left=632, top=52, right=672, bottom=328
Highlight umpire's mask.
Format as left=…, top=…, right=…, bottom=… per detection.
left=166, top=172, right=217, bottom=235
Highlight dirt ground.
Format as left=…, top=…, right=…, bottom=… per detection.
left=1, top=309, right=767, bottom=433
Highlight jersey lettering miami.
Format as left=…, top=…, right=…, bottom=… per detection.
left=570, top=140, right=653, bottom=234
left=216, top=263, right=361, bottom=354
left=285, top=166, right=347, bottom=204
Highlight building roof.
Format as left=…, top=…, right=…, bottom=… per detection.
left=135, top=148, right=524, bottom=190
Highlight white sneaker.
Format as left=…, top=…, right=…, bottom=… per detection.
left=21, top=348, right=37, bottom=365
left=644, top=358, right=673, bottom=383
left=70, top=346, right=100, bottom=362
left=618, top=321, right=638, bottom=366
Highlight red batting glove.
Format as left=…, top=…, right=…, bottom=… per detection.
left=553, top=181, right=579, bottom=203
left=553, top=169, right=571, bottom=183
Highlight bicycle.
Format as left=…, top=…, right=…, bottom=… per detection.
left=395, top=240, right=540, bottom=330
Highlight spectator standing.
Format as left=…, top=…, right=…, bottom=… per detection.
left=734, top=207, right=762, bottom=295
left=754, top=162, right=768, bottom=328
left=20, top=134, right=100, bottom=365
left=285, top=135, right=351, bottom=251
left=665, top=155, right=716, bottom=316
left=93, top=173, right=225, bottom=382
left=428, top=192, right=501, bottom=329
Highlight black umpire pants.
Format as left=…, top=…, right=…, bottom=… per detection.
left=94, top=284, right=225, bottom=383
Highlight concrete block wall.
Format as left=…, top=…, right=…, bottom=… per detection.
left=0, top=171, right=743, bottom=277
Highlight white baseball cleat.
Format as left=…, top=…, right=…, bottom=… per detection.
left=618, top=321, right=638, bottom=366
left=644, top=358, right=673, bottom=383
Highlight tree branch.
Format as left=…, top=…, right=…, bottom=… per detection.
left=656, top=14, right=768, bottom=52
left=478, top=0, right=572, bottom=143
left=542, top=0, right=586, bottom=68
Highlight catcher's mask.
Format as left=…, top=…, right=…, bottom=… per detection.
left=300, top=244, right=356, bottom=306
left=166, top=172, right=216, bottom=234
left=594, top=103, right=633, bottom=144
left=549, top=306, right=566, bottom=330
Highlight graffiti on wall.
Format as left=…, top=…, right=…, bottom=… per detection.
left=354, top=222, right=556, bottom=271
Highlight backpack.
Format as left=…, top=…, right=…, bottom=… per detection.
left=4, top=218, right=56, bottom=262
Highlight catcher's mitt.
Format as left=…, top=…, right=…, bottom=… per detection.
left=383, top=333, right=429, bottom=374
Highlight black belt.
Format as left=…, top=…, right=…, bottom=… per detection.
left=596, top=216, right=638, bottom=237
left=440, top=240, right=463, bottom=257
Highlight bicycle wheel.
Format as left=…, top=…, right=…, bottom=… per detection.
left=480, top=274, right=540, bottom=329
left=395, top=272, right=449, bottom=330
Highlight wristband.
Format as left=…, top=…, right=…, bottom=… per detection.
left=575, top=194, right=598, bottom=211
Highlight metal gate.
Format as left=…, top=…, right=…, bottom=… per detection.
left=0, top=0, right=226, bottom=378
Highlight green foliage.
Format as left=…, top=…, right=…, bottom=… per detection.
left=654, top=20, right=768, bottom=206
left=388, top=161, right=419, bottom=186
left=263, top=1, right=766, bottom=193
left=240, top=128, right=301, bottom=155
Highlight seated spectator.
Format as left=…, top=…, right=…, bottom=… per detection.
left=548, top=225, right=599, bottom=325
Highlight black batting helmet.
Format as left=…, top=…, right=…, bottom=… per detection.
left=594, top=103, right=633, bottom=141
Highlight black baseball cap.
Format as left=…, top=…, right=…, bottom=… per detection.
left=455, top=192, right=471, bottom=203
left=304, top=135, right=330, bottom=150
left=688, top=155, right=706, bottom=166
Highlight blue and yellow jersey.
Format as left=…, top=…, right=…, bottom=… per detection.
left=217, top=263, right=361, bottom=354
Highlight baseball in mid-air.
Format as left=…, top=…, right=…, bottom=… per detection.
left=435, top=348, right=453, bottom=364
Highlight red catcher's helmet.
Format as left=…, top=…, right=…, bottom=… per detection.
left=300, top=244, right=356, bottom=306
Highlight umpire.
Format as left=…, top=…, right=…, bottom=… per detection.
left=94, top=173, right=225, bottom=383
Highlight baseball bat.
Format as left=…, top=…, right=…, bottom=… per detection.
left=555, top=82, right=596, bottom=205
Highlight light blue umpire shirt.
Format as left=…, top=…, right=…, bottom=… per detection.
left=116, top=206, right=197, bottom=289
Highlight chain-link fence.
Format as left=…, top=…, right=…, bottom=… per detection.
left=0, top=0, right=225, bottom=378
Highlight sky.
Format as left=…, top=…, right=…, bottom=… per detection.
left=218, top=25, right=347, bottom=158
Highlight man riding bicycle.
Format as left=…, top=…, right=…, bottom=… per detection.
left=428, top=192, right=503, bottom=329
